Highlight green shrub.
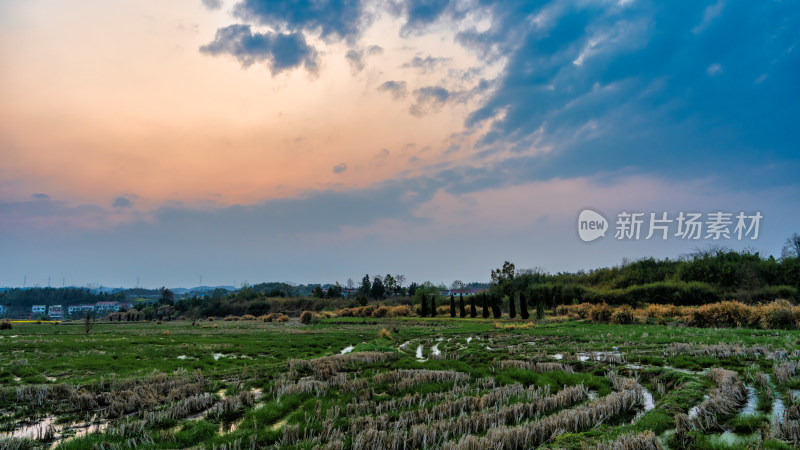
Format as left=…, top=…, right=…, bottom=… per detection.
left=610, top=305, right=635, bottom=324
left=586, top=303, right=612, bottom=323
left=371, top=305, right=390, bottom=318
left=758, top=300, right=795, bottom=329
left=690, top=301, right=752, bottom=328
left=299, top=310, right=315, bottom=324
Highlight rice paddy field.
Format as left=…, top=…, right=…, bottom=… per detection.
left=1, top=317, right=799, bottom=449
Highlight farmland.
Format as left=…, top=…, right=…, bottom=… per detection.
left=1, top=316, right=799, bottom=449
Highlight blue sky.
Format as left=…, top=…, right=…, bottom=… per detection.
left=0, top=0, right=798, bottom=288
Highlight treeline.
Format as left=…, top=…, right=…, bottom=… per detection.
left=0, top=288, right=123, bottom=309
left=494, top=250, right=800, bottom=309
left=174, top=293, right=354, bottom=318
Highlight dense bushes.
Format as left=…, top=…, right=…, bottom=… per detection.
left=512, top=252, right=800, bottom=309
left=528, top=281, right=727, bottom=307
left=299, top=311, right=320, bottom=325
left=387, top=305, right=413, bottom=317
left=586, top=303, right=612, bottom=323
left=560, top=300, right=799, bottom=329
left=691, top=301, right=754, bottom=328
left=175, top=295, right=352, bottom=320
left=756, top=300, right=795, bottom=329
left=609, top=305, right=635, bottom=324
left=0, top=319, right=12, bottom=330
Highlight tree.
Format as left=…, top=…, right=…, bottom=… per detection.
left=536, top=301, right=546, bottom=320
left=491, top=293, right=502, bottom=318
left=481, top=293, right=489, bottom=318
left=158, top=305, right=175, bottom=321
left=394, top=274, right=406, bottom=295
left=346, top=278, right=355, bottom=297
left=83, top=311, right=96, bottom=335
left=450, top=294, right=456, bottom=317
left=383, top=274, right=396, bottom=297
left=186, top=307, right=202, bottom=326
left=408, top=282, right=419, bottom=297
left=421, top=293, right=429, bottom=317
left=520, top=291, right=530, bottom=320
left=491, top=262, right=516, bottom=286
left=359, top=274, right=371, bottom=297
left=469, top=295, right=477, bottom=318
left=782, top=233, right=800, bottom=259
left=312, top=285, right=326, bottom=299
left=459, top=293, right=466, bottom=318
left=327, top=282, right=343, bottom=299
left=371, top=276, right=385, bottom=299
left=142, top=306, right=155, bottom=321
left=159, top=287, right=174, bottom=306
left=431, top=294, right=437, bottom=317
left=509, top=292, right=517, bottom=319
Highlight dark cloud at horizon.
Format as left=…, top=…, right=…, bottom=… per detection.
left=32, top=193, right=50, bottom=200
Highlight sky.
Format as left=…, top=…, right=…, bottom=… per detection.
left=1, top=0, right=798, bottom=288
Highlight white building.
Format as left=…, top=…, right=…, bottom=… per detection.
left=68, top=304, right=95, bottom=316
left=32, top=305, right=47, bottom=316
left=95, top=301, right=121, bottom=312
left=48, top=305, right=63, bottom=320
left=0, top=304, right=6, bottom=317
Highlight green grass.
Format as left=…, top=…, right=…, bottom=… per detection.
left=1, top=316, right=799, bottom=449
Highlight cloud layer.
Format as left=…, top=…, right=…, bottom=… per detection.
left=200, top=24, right=318, bottom=74
left=1, top=0, right=798, bottom=287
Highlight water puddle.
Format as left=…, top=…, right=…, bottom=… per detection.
left=577, top=351, right=623, bottom=363
left=688, top=395, right=709, bottom=418
left=212, top=353, right=225, bottom=360
left=630, top=386, right=656, bottom=422
left=663, top=366, right=699, bottom=375
left=416, top=345, right=425, bottom=361
left=340, top=346, right=354, bottom=355
left=398, top=341, right=410, bottom=350
left=740, top=386, right=757, bottom=416
left=552, top=353, right=563, bottom=360
left=431, top=343, right=441, bottom=356
left=771, top=396, right=785, bottom=421
left=0, top=416, right=56, bottom=440
left=709, top=431, right=758, bottom=447
left=0, top=415, right=110, bottom=446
